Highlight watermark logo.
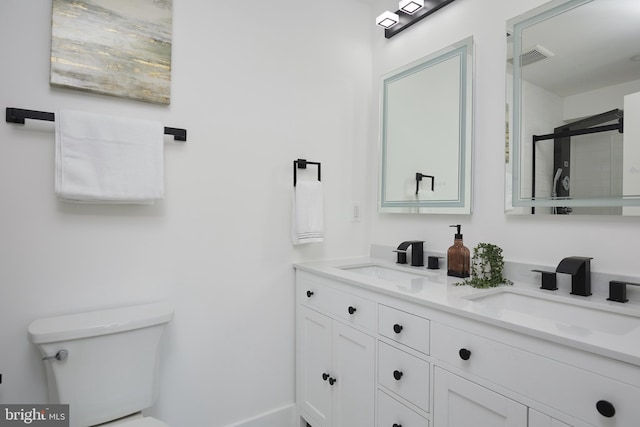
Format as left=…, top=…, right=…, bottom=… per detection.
left=0, top=405, right=68, bottom=426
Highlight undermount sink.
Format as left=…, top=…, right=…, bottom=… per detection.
left=465, top=288, right=640, bottom=335
left=339, top=264, right=436, bottom=282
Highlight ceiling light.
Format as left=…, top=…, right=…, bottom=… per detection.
left=376, top=11, right=400, bottom=29
left=399, top=0, right=424, bottom=15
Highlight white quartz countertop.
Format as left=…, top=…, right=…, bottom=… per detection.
left=294, top=257, right=640, bottom=366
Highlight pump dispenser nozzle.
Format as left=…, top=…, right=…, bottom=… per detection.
left=450, top=224, right=463, bottom=239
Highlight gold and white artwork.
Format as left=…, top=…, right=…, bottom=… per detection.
left=50, top=0, right=172, bottom=104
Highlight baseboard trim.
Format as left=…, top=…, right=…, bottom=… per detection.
left=229, top=403, right=295, bottom=427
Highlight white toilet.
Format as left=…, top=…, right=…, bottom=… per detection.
left=28, top=302, right=174, bottom=427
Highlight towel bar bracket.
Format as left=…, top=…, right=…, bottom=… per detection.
left=164, top=126, right=187, bottom=141
left=6, top=108, right=54, bottom=124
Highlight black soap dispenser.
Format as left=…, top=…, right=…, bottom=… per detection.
left=447, top=225, right=470, bottom=278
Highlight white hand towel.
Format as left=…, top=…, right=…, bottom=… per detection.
left=55, top=109, right=164, bottom=204
left=292, top=181, right=324, bottom=245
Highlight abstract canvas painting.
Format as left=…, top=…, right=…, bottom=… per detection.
left=51, top=0, right=172, bottom=104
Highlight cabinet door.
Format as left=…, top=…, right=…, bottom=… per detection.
left=433, top=368, right=527, bottom=427
left=331, top=321, right=376, bottom=427
left=297, top=307, right=333, bottom=427
left=529, top=409, right=580, bottom=427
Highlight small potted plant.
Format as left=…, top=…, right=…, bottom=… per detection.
left=457, top=243, right=513, bottom=288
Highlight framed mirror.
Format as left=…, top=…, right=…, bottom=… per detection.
left=379, top=36, right=473, bottom=214
left=506, top=0, right=640, bottom=215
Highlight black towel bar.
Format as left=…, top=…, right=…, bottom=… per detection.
left=293, top=158, right=321, bottom=186
left=5, top=107, right=187, bottom=141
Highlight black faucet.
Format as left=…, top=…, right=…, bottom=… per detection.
left=555, top=256, right=593, bottom=296
left=394, top=241, right=424, bottom=267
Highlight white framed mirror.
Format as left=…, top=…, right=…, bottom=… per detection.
left=506, top=0, right=640, bottom=215
left=379, top=36, right=473, bottom=214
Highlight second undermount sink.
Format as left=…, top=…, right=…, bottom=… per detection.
left=465, top=288, right=640, bottom=335
left=339, top=263, right=437, bottom=282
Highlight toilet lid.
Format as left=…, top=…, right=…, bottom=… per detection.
left=116, top=417, right=169, bottom=427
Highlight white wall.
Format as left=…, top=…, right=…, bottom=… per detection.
left=519, top=77, right=564, bottom=212
left=369, top=0, right=640, bottom=277
left=0, top=1, right=371, bottom=426
left=564, top=78, right=640, bottom=120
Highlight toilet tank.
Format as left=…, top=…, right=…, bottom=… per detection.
left=28, top=302, right=173, bottom=427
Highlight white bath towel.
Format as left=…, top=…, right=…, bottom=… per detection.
left=292, top=181, right=324, bottom=245
left=55, top=110, right=164, bottom=203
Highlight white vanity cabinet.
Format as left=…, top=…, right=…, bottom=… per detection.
left=295, top=266, right=640, bottom=427
left=296, top=273, right=376, bottom=427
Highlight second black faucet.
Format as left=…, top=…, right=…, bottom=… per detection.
left=394, top=241, right=424, bottom=267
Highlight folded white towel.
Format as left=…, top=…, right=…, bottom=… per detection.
left=55, top=109, right=164, bottom=204
left=292, top=181, right=324, bottom=245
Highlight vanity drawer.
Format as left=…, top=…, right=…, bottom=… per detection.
left=298, top=278, right=376, bottom=331
left=379, top=304, right=430, bottom=354
left=431, top=322, right=640, bottom=426
left=378, top=389, right=429, bottom=427
left=378, top=341, right=430, bottom=412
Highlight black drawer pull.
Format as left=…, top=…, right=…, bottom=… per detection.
left=348, top=306, right=357, bottom=315
left=393, top=324, right=403, bottom=334
left=393, top=370, right=403, bottom=381
left=459, top=348, right=471, bottom=360
left=328, top=377, right=337, bottom=386
left=306, top=290, right=314, bottom=298
left=393, top=424, right=402, bottom=427
left=596, top=400, right=615, bottom=418
left=322, top=373, right=329, bottom=381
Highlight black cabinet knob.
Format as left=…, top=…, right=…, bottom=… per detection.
left=322, top=373, right=329, bottom=381
left=393, top=424, right=402, bottom=427
left=306, top=290, right=314, bottom=298
left=328, top=377, right=337, bottom=386
left=596, top=400, right=615, bottom=418
left=393, top=370, right=403, bottom=381
left=348, top=306, right=357, bottom=315
left=393, top=324, right=403, bottom=334
left=459, top=348, right=471, bottom=360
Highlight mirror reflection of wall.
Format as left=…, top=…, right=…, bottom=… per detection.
left=506, top=0, right=640, bottom=215
left=380, top=37, right=473, bottom=214
left=384, top=54, right=461, bottom=202
left=623, top=91, right=640, bottom=215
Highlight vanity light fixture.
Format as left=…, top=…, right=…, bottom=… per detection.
left=399, top=0, right=424, bottom=14
left=376, top=11, right=400, bottom=29
left=377, top=0, right=457, bottom=39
